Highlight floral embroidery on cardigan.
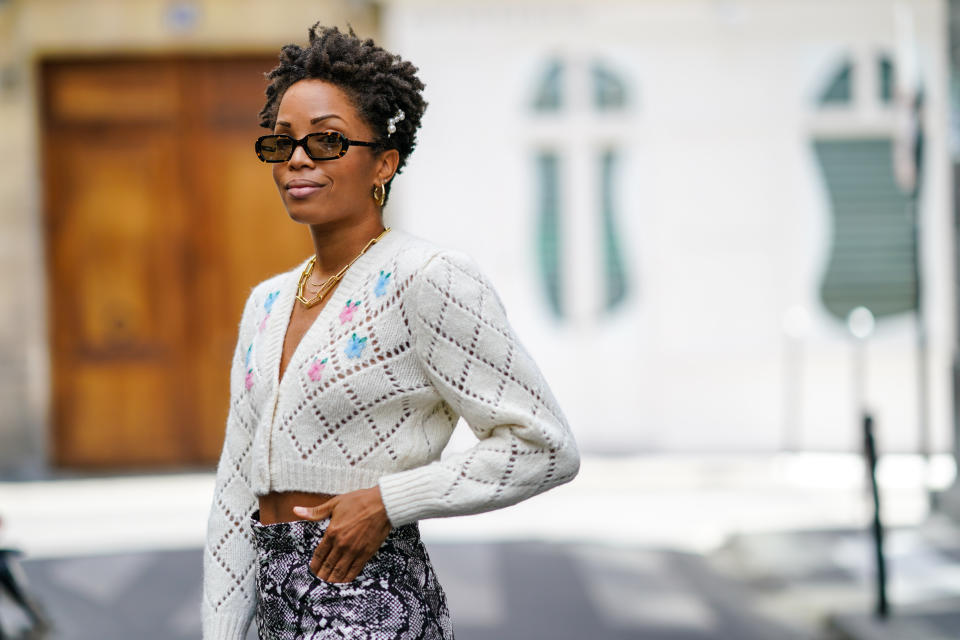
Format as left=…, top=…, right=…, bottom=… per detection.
left=339, top=299, right=361, bottom=324
left=259, top=290, right=280, bottom=332
left=344, top=333, right=368, bottom=359
left=264, top=290, right=280, bottom=312
left=243, top=343, right=254, bottom=390
left=374, top=271, right=392, bottom=297
left=308, top=357, right=328, bottom=382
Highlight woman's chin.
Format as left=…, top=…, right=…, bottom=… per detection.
left=285, top=206, right=333, bottom=225
left=286, top=209, right=313, bottom=223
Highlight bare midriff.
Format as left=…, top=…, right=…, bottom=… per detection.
left=258, top=490, right=338, bottom=525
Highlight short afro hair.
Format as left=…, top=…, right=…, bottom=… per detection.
left=259, top=22, right=428, bottom=207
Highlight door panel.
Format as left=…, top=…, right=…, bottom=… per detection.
left=43, top=57, right=311, bottom=468
left=185, top=59, right=310, bottom=460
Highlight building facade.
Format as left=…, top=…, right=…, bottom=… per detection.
left=0, top=0, right=953, bottom=474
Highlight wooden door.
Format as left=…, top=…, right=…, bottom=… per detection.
left=43, top=57, right=312, bottom=469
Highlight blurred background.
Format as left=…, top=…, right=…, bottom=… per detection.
left=1, top=0, right=959, bottom=638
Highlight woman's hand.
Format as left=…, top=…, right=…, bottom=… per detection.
left=293, top=485, right=392, bottom=583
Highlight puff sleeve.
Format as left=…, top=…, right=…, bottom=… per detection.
left=377, top=249, right=580, bottom=526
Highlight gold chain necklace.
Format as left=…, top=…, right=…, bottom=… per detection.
left=296, top=227, right=391, bottom=308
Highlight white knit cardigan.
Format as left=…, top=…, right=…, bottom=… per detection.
left=201, top=227, right=580, bottom=639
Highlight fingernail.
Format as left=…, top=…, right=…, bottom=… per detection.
left=293, top=506, right=306, bottom=514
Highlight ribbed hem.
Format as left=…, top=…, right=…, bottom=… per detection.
left=263, top=458, right=386, bottom=496
left=202, top=610, right=254, bottom=640
left=377, top=464, right=449, bottom=526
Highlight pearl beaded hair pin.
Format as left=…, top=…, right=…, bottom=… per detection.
left=386, top=108, right=405, bottom=137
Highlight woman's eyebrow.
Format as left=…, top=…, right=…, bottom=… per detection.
left=275, top=114, right=345, bottom=128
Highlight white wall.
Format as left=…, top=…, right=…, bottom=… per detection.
left=384, top=0, right=954, bottom=453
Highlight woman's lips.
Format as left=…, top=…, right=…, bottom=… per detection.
left=285, top=180, right=327, bottom=199
left=287, top=184, right=326, bottom=199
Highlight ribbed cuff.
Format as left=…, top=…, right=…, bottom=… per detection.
left=377, top=464, right=446, bottom=526
left=202, top=610, right=254, bottom=640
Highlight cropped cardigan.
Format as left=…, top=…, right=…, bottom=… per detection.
left=201, top=226, right=580, bottom=639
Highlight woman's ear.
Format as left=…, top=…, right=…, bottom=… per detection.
left=376, top=148, right=400, bottom=185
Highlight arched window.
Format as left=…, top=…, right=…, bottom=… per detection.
left=813, top=53, right=920, bottom=320
left=530, top=56, right=632, bottom=320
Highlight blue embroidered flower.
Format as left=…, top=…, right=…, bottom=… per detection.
left=245, top=343, right=252, bottom=367
left=344, top=333, right=368, bottom=359
left=374, top=271, right=392, bottom=297
left=264, top=290, right=280, bottom=312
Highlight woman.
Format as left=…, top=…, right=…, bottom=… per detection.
left=201, top=22, right=580, bottom=640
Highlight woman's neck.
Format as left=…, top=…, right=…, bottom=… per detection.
left=307, top=216, right=386, bottom=277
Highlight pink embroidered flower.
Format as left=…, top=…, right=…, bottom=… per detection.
left=245, top=369, right=254, bottom=390
left=308, top=357, right=328, bottom=382
left=259, top=313, right=270, bottom=332
left=339, top=299, right=360, bottom=324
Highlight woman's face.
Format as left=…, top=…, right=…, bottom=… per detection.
left=270, top=78, right=395, bottom=226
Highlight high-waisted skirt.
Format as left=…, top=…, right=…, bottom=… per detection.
left=250, top=510, right=455, bottom=640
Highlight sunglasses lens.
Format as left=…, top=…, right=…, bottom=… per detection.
left=258, top=135, right=294, bottom=162
left=306, top=133, right=343, bottom=159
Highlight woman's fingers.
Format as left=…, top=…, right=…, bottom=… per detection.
left=310, top=528, right=381, bottom=582
left=317, top=546, right=345, bottom=581
left=302, top=487, right=394, bottom=582
left=293, top=500, right=335, bottom=521
left=327, top=552, right=358, bottom=583
left=310, top=533, right=363, bottom=582
left=309, top=535, right=334, bottom=577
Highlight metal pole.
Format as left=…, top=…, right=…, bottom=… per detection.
left=863, top=413, right=889, bottom=618
left=909, top=185, right=932, bottom=473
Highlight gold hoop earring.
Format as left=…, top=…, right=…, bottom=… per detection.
left=372, top=183, right=386, bottom=207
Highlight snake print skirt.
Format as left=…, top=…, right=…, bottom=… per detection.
left=250, top=510, right=455, bottom=640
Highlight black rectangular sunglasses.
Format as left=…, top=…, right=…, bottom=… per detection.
left=255, top=131, right=380, bottom=162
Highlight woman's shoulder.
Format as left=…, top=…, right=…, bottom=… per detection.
left=237, top=261, right=301, bottom=325
left=390, top=227, right=484, bottom=280
left=390, top=230, right=506, bottom=318
left=251, top=264, right=297, bottom=297
left=388, top=227, right=443, bottom=267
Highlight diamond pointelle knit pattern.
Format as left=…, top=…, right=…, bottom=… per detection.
left=201, top=228, right=580, bottom=639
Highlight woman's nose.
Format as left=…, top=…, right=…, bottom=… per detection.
left=287, top=142, right=315, bottom=168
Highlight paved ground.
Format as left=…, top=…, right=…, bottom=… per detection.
left=708, top=515, right=960, bottom=640
left=1, top=454, right=957, bottom=639
left=13, top=541, right=811, bottom=640
left=12, top=523, right=960, bottom=640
